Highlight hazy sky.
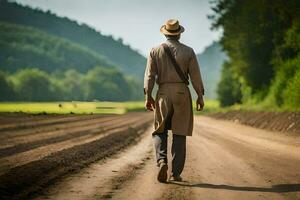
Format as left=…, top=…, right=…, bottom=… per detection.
left=14, top=0, right=221, bottom=56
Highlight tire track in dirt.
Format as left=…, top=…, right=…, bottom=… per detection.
left=0, top=114, right=110, bottom=142
left=34, top=126, right=154, bottom=200
left=0, top=113, right=152, bottom=200
left=0, top=114, right=107, bottom=132
left=0, top=113, right=68, bottom=126
left=0, top=114, right=141, bottom=157
left=0, top=115, right=124, bottom=150
left=0, top=114, right=150, bottom=172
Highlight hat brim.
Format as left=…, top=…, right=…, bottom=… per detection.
left=160, top=25, right=185, bottom=35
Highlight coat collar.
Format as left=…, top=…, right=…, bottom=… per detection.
left=166, top=38, right=180, bottom=44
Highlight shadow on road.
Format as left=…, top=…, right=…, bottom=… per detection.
left=168, top=182, right=300, bottom=193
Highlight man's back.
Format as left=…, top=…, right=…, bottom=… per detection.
left=144, top=39, right=204, bottom=99
left=149, top=39, right=193, bottom=85
left=143, top=19, right=205, bottom=182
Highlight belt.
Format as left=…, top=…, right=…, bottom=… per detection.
left=158, top=82, right=186, bottom=85
left=158, top=82, right=188, bottom=89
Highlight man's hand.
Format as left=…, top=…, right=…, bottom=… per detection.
left=196, top=95, right=204, bottom=111
left=145, top=96, right=155, bottom=111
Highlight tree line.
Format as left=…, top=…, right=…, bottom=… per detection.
left=211, top=0, right=300, bottom=109
left=0, top=67, right=142, bottom=102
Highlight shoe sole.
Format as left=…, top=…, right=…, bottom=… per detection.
left=157, top=164, right=168, bottom=183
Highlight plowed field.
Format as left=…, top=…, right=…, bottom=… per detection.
left=0, top=112, right=152, bottom=199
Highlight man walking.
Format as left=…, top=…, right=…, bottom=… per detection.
left=144, top=19, right=205, bottom=183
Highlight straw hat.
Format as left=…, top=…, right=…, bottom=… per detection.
left=160, top=19, right=185, bottom=35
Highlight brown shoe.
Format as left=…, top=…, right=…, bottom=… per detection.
left=169, top=175, right=183, bottom=182
left=157, top=162, right=168, bottom=183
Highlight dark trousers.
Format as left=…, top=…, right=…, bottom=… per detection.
left=152, top=129, right=186, bottom=177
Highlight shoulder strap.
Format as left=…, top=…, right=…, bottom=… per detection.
left=162, top=43, right=189, bottom=85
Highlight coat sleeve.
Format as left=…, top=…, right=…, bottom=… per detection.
left=188, top=49, right=205, bottom=96
left=143, top=48, right=158, bottom=96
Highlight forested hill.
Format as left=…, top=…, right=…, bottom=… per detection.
left=0, top=22, right=115, bottom=73
left=196, top=42, right=226, bottom=99
left=0, top=0, right=146, bottom=79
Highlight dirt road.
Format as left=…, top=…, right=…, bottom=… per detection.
left=35, top=115, right=300, bottom=200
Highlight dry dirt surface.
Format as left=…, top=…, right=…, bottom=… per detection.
left=0, top=112, right=152, bottom=200
left=29, top=115, right=300, bottom=200
left=1, top=113, right=300, bottom=200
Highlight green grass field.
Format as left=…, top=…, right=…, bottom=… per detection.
left=193, top=99, right=220, bottom=114
left=0, top=101, right=145, bottom=115
left=0, top=100, right=220, bottom=115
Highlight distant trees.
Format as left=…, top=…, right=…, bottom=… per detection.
left=58, top=69, right=84, bottom=101
left=211, top=0, right=300, bottom=109
left=0, top=67, right=142, bottom=102
left=82, top=67, right=133, bottom=101
left=12, top=69, right=54, bottom=101
left=217, top=62, right=242, bottom=107
left=0, top=71, right=15, bottom=101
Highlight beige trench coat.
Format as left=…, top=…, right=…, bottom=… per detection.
left=144, top=39, right=204, bottom=136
